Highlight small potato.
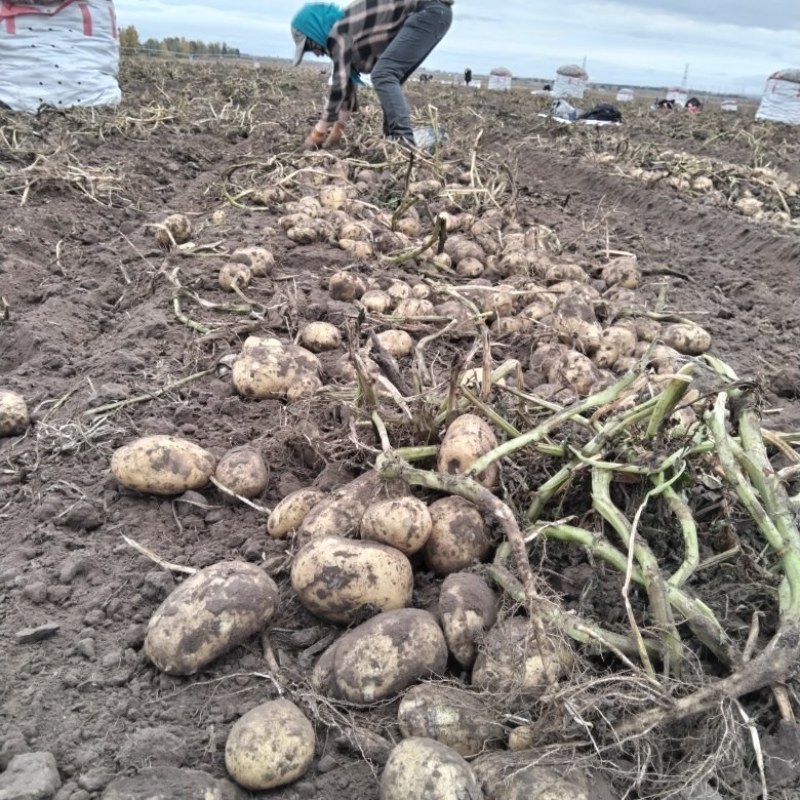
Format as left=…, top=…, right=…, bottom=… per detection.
left=279, top=212, right=314, bottom=231
left=632, top=316, right=662, bottom=342
left=231, top=247, right=275, bottom=277
left=386, top=280, right=412, bottom=303
left=319, top=184, right=348, bottom=209
left=287, top=225, right=320, bottom=245
left=549, top=350, right=601, bottom=397
left=291, top=535, right=413, bottom=623
left=498, top=251, right=529, bottom=277
left=472, top=618, right=573, bottom=698
left=398, top=684, right=504, bottom=757
left=492, top=316, right=534, bottom=335
left=111, top=435, right=215, bottom=496
left=529, top=343, right=569, bottom=377
left=520, top=297, right=556, bottom=322
left=339, top=220, right=371, bottom=241
left=299, top=321, right=342, bottom=353
left=219, top=262, right=252, bottom=292
left=361, top=289, right=393, bottom=313
left=592, top=341, right=618, bottom=369
left=430, top=252, right=452, bottom=270
left=473, top=752, right=591, bottom=800
left=437, top=413, right=498, bottom=488
left=361, top=497, right=432, bottom=555
left=215, top=445, right=269, bottom=499
left=393, top=298, right=435, bottom=318
left=375, top=329, right=414, bottom=358
left=0, top=391, right=29, bottom=437
left=602, top=255, right=640, bottom=289
left=636, top=342, right=682, bottom=374
left=445, top=236, right=485, bottom=266
left=339, top=238, right=373, bottom=260
left=145, top=561, right=278, bottom=675
left=602, top=325, right=637, bottom=357
left=395, top=216, right=421, bottom=238
left=424, top=496, right=491, bottom=576
left=438, top=572, right=498, bottom=668
left=481, top=290, right=515, bottom=320
left=225, top=699, right=315, bottom=790
left=329, top=270, right=366, bottom=301
left=268, top=487, right=327, bottom=538
left=155, top=213, right=191, bottom=247
left=457, top=257, right=484, bottom=278
left=380, top=738, right=482, bottom=800
left=409, top=179, right=443, bottom=196
left=321, top=609, right=448, bottom=702
left=662, top=323, right=712, bottom=355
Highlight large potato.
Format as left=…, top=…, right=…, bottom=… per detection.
left=267, top=487, right=327, bottom=538
left=602, top=254, right=640, bottom=289
left=326, top=609, right=448, bottom=703
left=291, top=536, right=413, bottom=624
left=299, top=321, right=342, bottom=353
left=0, top=390, right=29, bottom=437
left=472, top=618, right=573, bottom=698
left=214, top=446, right=269, bottom=499
left=548, top=350, right=601, bottom=397
left=232, top=336, right=321, bottom=401
left=398, top=684, right=504, bottom=757
left=437, top=414, right=498, bottom=488
left=144, top=561, right=278, bottom=675
left=662, top=323, right=712, bottom=355
left=551, top=295, right=602, bottom=353
left=361, top=497, right=432, bottom=555
left=111, top=435, right=216, bottom=496
left=424, top=496, right=491, bottom=576
left=438, top=572, right=498, bottom=668
left=380, top=738, right=482, bottom=800
left=375, top=329, right=414, bottom=359
left=231, top=246, right=275, bottom=277
left=225, top=699, right=315, bottom=790
left=472, top=752, right=592, bottom=800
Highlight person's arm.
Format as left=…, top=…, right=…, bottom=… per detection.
left=322, top=25, right=353, bottom=125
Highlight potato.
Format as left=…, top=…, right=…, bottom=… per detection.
left=395, top=215, right=421, bottom=238
left=631, top=316, right=661, bottom=342
left=398, top=684, right=504, bottom=757
left=299, top=321, right=341, bottom=353
left=361, top=289, right=393, bottom=313
left=214, top=445, right=269, bottom=499
left=636, top=342, right=682, bottom=374
left=409, top=179, right=443, bottom=196
left=430, top=252, right=452, bottom=270
left=339, top=220, right=371, bottom=241
left=375, top=329, right=414, bottom=358
left=393, top=298, right=435, bottom=318
left=424, top=496, right=491, bottom=576
left=481, top=289, right=515, bottom=320
left=492, top=316, right=534, bottom=336
left=287, top=225, right=320, bottom=245
left=602, top=325, right=637, bottom=357
left=438, top=413, right=498, bottom=488
left=339, top=238, right=373, bottom=260
left=438, top=572, right=498, bottom=668
left=316, top=609, right=448, bottom=702
left=548, top=280, right=600, bottom=301
left=602, top=255, right=640, bottom=289
left=361, top=497, right=432, bottom=555
left=548, top=350, right=601, bottom=397
left=386, top=280, right=412, bottom=303
left=497, top=251, right=528, bottom=277
left=291, top=535, right=413, bottom=624
left=144, top=561, right=278, bottom=675
left=591, top=341, right=618, bottom=369
left=445, top=236, right=485, bottom=266
left=279, top=212, right=314, bottom=231
left=457, top=257, right=485, bottom=278
left=380, top=738, right=482, bottom=800
left=0, top=391, right=29, bottom=437
left=434, top=300, right=478, bottom=338
left=219, top=262, right=252, bottom=292
left=544, top=262, right=587, bottom=284
left=520, top=297, right=556, bottom=322
left=614, top=355, right=638, bottom=374
left=329, top=270, right=366, bottom=301
left=662, top=323, right=712, bottom=355
left=472, top=752, right=591, bottom=800
left=267, top=488, right=326, bottom=538
left=472, top=618, right=573, bottom=697
left=231, top=247, right=275, bottom=277
left=319, top=184, right=348, bottom=209
left=225, top=699, right=315, bottom=790
left=111, top=435, right=215, bottom=496
left=551, top=295, right=602, bottom=353
left=232, top=336, right=321, bottom=401
left=155, top=213, right=191, bottom=247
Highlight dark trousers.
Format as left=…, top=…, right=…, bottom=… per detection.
left=370, top=0, right=453, bottom=144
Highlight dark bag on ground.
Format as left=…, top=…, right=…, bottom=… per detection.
left=578, top=103, right=622, bottom=122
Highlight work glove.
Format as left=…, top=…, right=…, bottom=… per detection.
left=304, top=122, right=328, bottom=150
left=324, top=122, right=346, bottom=148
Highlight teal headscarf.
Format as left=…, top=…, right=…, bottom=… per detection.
left=291, top=3, right=365, bottom=85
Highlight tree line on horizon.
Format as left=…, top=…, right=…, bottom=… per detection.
left=118, top=25, right=242, bottom=58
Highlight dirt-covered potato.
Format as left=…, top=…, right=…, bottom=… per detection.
left=231, top=246, right=275, bottom=277
left=445, top=235, right=485, bottom=266
left=636, top=342, right=682, bottom=374
left=424, top=496, right=492, bottom=576
left=111, top=435, right=216, bottom=496
left=520, top=294, right=557, bottom=322
left=492, top=316, right=534, bottom=335
left=551, top=295, right=602, bottom=353
left=361, top=289, right=393, bottom=313
left=374, top=329, right=414, bottom=358
left=393, top=298, right=435, bottom=318
left=380, top=738, right=482, bottom=800
left=214, top=445, right=269, bottom=499
left=291, top=535, right=413, bottom=624
left=398, top=684, right=504, bottom=757
left=0, top=390, right=29, bottom=437
left=219, top=262, right=252, bottom=292
left=225, top=699, right=315, bottom=790
left=232, top=336, right=321, bottom=401
left=314, top=609, right=448, bottom=702
left=438, top=572, right=498, bottom=668
left=299, top=321, right=341, bottom=353
left=602, top=325, right=637, bottom=358
left=319, top=184, right=348, bottom=209
left=361, top=496, right=432, bottom=555
left=287, top=225, right=320, bottom=245
left=329, top=270, right=366, bottom=301
left=155, top=213, right=191, bottom=247
left=437, top=413, right=498, bottom=488
left=339, top=238, right=373, bottom=260
left=548, top=350, right=601, bottom=396
left=472, top=618, right=573, bottom=697
left=144, top=561, right=278, bottom=675
left=602, top=254, right=640, bottom=289
left=545, top=262, right=587, bottom=284
left=633, top=316, right=662, bottom=342
left=662, top=323, right=712, bottom=355
left=267, top=487, right=327, bottom=538
left=457, top=257, right=485, bottom=278
left=386, top=280, right=411, bottom=303
left=472, top=752, right=591, bottom=800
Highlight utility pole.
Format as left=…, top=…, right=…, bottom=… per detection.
left=682, top=63, right=689, bottom=90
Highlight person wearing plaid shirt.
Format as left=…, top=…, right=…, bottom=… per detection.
left=291, top=0, right=453, bottom=149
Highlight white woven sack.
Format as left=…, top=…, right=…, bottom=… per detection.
left=0, top=0, right=121, bottom=113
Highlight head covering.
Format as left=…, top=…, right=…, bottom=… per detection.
left=291, top=3, right=344, bottom=66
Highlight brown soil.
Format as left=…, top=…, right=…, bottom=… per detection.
left=1, top=59, right=799, bottom=800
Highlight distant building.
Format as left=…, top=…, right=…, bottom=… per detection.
left=553, top=64, right=588, bottom=99
left=616, top=87, right=635, bottom=103
left=488, top=67, right=513, bottom=91
left=756, top=69, right=800, bottom=125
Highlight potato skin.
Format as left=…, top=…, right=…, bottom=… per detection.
left=380, top=738, right=482, bottom=800
left=215, top=446, right=269, bottom=499
left=0, top=390, right=29, bottom=437
left=144, top=561, right=279, bottom=675
left=225, top=699, right=315, bottom=790
left=472, top=751, right=591, bottom=800
left=424, top=496, right=491, bottom=576
left=437, top=413, right=498, bottom=488
left=438, top=572, right=498, bottom=667
left=232, top=336, right=321, bottom=401
left=111, top=435, right=216, bottom=496
left=330, top=609, right=448, bottom=703
left=267, top=488, right=327, bottom=538
left=662, top=323, right=712, bottom=355
left=361, top=497, right=432, bottom=555
left=290, top=535, right=413, bottom=624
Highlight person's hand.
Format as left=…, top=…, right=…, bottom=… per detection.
left=324, top=122, right=346, bottom=148
left=304, top=123, right=328, bottom=150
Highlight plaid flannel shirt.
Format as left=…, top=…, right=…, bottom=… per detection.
left=323, top=0, right=452, bottom=123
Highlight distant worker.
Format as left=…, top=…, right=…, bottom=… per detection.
left=290, top=0, right=454, bottom=150
left=464, top=67, right=472, bottom=85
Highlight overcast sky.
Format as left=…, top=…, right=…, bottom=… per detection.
left=114, top=0, right=800, bottom=95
